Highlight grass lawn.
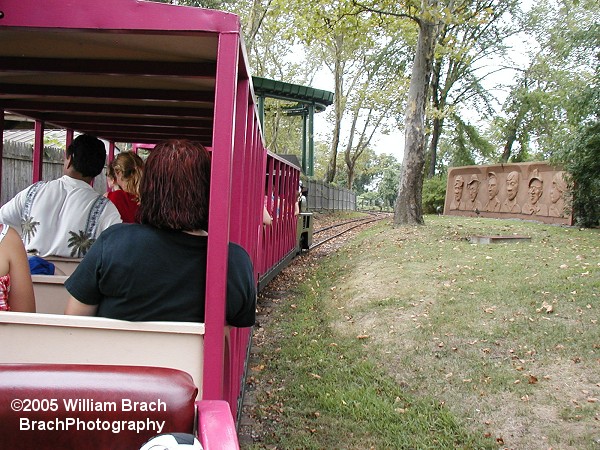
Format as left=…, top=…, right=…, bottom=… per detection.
left=245, top=214, right=599, bottom=449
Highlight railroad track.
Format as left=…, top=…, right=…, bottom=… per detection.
left=309, top=212, right=390, bottom=251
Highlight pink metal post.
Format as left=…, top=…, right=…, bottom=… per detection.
left=66, top=129, right=74, bottom=149
left=32, top=120, right=44, bottom=182
left=0, top=111, right=3, bottom=202
left=203, top=31, right=240, bottom=402
left=108, top=141, right=116, bottom=162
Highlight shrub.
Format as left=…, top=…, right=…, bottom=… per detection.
left=555, top=121, right=600, bottom=228
left=422, top=175, right=447, bottom=214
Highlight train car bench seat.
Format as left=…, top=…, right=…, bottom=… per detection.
left=0, top=312, right=206, bottom=393
left=0, top=364, right=238, bottom=449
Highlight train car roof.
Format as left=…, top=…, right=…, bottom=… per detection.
left=0, top=0, right=250, bottom=147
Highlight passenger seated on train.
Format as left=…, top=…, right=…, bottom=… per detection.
left=0, top=134, right=122, bottom=258
left=263, top=204, right=273, bottom=226
left=0, top=223, right=35, bottom=312
left=64, top=139, right=256, bottom=326
left=105, top=151, right=144, bottom=223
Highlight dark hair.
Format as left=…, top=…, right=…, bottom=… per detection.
left=66, top=134, right=107, bottom=178
left=138, top=139, right=211, bottom=231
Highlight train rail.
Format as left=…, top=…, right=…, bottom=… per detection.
left=309, top=212, right=390, bottom=251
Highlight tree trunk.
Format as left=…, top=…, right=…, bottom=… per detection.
left=325, top=36, right=345, bottom=183
left=500, top=131, right=516, bottom=163
left=426, top=56, right=442, bottom=178
left=427, top=115, right=443, bottom=177
left=394, top=12, right=438, bottom=226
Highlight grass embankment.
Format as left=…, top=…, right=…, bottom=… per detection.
left=248, top=215, right=599, bottom=450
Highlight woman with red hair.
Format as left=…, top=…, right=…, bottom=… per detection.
left=64, top=139, right=256, bottom=327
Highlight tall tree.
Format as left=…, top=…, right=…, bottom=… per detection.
left=426, top=0, right=518, bottom=176
left=351, top=0, right=443, bottom=224
left=342, top=41, right=409, bottom=188
left=494, top=0, right=599, bottom=161
left=394, top=5, right=439, bottom=225
left=282, top=0, right=403, bottom=184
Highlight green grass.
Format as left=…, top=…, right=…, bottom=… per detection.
left=247, top=215, right=599, bottom=449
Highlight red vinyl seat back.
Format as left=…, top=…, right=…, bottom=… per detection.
left=0, top=364, right=198, bottom=450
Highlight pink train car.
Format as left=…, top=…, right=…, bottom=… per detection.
left=0, top=0, right=303, bottom=447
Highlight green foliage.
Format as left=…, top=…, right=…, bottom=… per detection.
left=554, top=121, right=600, bottom=227
left=377, top=160, right=401, bottom=208
left=436, top=114, right=496, bottom=168
left=493, top=0, right=600, bottom=161
left=150, top=0, right=232, bottom=10
left=421, top=175, right=447, bottom=214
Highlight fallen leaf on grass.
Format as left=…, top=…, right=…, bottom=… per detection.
left=309, top=373, right=321, bottom=379
left=528, top=375, right=538, bottom=384
left=356, top=334, right=370, bottom=339
left=536, top=301, right=554, bottom=313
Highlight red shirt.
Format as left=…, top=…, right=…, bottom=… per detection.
left=107, top=190, right=139, bottom=223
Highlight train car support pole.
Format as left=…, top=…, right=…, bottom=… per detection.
left=258, top=95, right=265, bottom=130
left=66, top=129, right=74, bottom=149
left=203, top=31, right=239, bottom=405
left=32, top=120, right=44, bottom=183
left=308, top=104, right=315, bottom=177
left=0, top=111, right=3, bottom=202
left=301, top=110, right=307, bottom=174
left=108, top=141, right=116, bottom=163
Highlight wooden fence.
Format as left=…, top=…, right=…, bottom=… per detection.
left=1, top=141, right=107, bottom=206
left=305, top=179, right=356, bottom=212
left=2, top=141, right=354, bottom=212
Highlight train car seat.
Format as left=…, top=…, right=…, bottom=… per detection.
left=0, top=364, right=239, bottom=449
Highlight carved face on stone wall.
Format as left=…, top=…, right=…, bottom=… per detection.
left=506, top=171, right=520, bottom=200
left=468, top=181, right=479, bottom=201
left=487, top=175, right=498, bottom=199
left=528, top=179, right=543, bottom=204
left=453, top=176, right=464, bottom=202
left=550, top=172, right=566, bottom=204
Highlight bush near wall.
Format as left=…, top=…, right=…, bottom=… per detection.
left=422, top=175, right=447, bottom=214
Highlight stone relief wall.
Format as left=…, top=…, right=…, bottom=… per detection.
left=444, top=162, right=572, bottom=225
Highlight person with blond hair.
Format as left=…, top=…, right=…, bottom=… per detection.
left=106, top=151, right=144, bottom=223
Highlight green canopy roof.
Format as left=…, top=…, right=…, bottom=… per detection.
left=252, top=77, right=334, bottom=113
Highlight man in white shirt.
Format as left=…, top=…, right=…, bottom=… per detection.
left=0, top=134, right=122, bottom=258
